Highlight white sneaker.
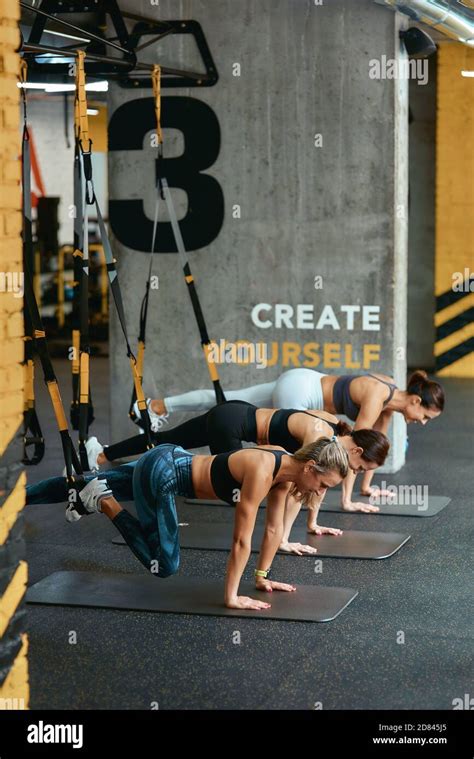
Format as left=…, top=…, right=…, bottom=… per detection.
left=132, top=398, right=169, bottom=433
left=65, top=477, right=112, bottom=523
left=85, top=436, right=104, bottom=471
left=62, top=436, right=104, bottom=476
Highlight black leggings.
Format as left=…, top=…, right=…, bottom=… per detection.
left=104, top=400, right=258, bottom=461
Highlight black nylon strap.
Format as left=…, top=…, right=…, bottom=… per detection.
left=22, top=406, right=45, bottom=466
left=23, top=253, right=83, bottom=480
left=70, top=144, right=83, bottom=429
left=21, top=124, right=45, bottom=464
left=129, top=172, right=162, bottom=419
left=94, top=193, right=153, bottom=447
left=22, top=122, right=83, bottom=484
left=161, top=178, right=226, bottom=405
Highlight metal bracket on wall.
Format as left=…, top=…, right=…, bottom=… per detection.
left=21, top=0, right=137, bottom=76
left=19, top=1, right=218, bottom=85
left=119, top=18, right=218, bottom=88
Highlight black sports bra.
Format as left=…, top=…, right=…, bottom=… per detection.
left=268, top=410, right=338, bottom=454
left=210, top=448, right=286, bottom=505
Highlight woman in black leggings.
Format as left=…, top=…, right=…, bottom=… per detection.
left=84, top=401, right=390, bottom=551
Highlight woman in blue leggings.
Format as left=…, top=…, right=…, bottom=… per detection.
left=26, top=438, right=349, bottom=611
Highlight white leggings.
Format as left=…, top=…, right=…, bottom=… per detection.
left=164, top=368, right=328, bottom=413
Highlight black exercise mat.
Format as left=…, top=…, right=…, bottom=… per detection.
left=112, top=525, right=410, bottom=559
left=321, top=491, right=451, bottom=517
left=184, top=494, right=450, bottom=517
left=26, top=571, right=358, bottom=622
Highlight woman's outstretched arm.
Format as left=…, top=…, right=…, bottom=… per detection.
left=224, top=463, right=272, bottom=610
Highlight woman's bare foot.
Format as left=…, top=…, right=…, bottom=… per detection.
left=150, top=399, right=167, bottom=416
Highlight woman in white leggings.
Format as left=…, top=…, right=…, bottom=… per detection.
left=152, top=368, right=325, bottom=415
left=134, top=368, right=445, bottom=512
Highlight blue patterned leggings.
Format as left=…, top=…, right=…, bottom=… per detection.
left=26, top=444, right=195, bottom=578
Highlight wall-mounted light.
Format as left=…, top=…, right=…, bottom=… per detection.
left=17, top=81, right=109, bottom=92
left=87, top=108, right=99, bottom=116
left=400, top=27, right=437, bottom=57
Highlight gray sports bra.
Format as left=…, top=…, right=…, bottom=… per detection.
left=333, top=373, right=397, bottom=421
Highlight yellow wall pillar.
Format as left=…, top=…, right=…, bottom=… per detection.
left=435, top=42, right=474, bottom=377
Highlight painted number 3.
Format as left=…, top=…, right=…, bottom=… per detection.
left=108, top=97, right=224, bottom=253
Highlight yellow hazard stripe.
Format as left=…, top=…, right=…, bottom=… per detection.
left=435, top=292, right=474, bottom=327
left=0, top=561, right=28, bottom=639
left=0, top=633, right=29, bottom=708
left=0, top=473, right=26, bottom=547
left=434, top=321, right=474, bottom=357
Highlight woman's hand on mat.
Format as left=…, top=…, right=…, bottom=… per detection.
left=226, top=596, right=272, bottom=611
left=307, top=525, right=343, bottom=536
left=360, top=486, right=395, bottom=498
left=279, top=541, right=318, bottom=555
left=342, top=501, right=380, bottom=513
left=255, top=579, right=297, bottom=593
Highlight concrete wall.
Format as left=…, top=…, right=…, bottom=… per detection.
left=407, top=54, right=436, bottom=369
left=108, top=0, right=408, bottom=471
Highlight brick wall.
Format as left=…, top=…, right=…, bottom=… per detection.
left=0, top=0, right=29, bottom=710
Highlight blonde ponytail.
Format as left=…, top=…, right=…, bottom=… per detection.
left=289, top=437, right=349, bottom=508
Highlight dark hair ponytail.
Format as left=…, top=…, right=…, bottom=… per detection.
left=334, top=420, right=352, bottom=437
left=407, top=370, right=445, bottom=411
left=351, top=429, right=390, bottom=466
left=334, top=422, right=390, bottom=466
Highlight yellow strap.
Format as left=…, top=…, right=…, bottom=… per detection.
left=152, top=64, right=163, bottom=145
left=136, top=340, right=145, bottom=378
left=130, top=357, right=146, bottom=406
left=203, top=343, right=219, bottom=382
left=72, top=330, right=80, bottom=373
left=46, top=381, right=68, bottom=431
left=74, top=50, right=89, bottom=146
left=185, top=274, right=194, bottom=284
left=79, top=352, right=89, bottom=404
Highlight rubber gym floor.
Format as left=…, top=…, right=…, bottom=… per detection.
left=25, top=359, right=473, bottom=710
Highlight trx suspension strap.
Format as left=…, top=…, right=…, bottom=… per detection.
left=69, top=141, right=82, bottom=429
left=74, top=52, right=153, bottom=448
left=161, top=178, right=226, bottom=404
left=20, top=60, right=44, bottom=466
left=73, top=51, right=95, bottom=471
left=95, top=198, right=154, bottom=448
left=20, top=63, right=89, bottom=516
left=133, top=65, right=226, bottom=407
left=70, top=63, right=94, bottom=432
left=129, top=64, right=163, bottom=425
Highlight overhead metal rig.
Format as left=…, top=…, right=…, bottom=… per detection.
left=19, top=0, right=218, bottom=87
